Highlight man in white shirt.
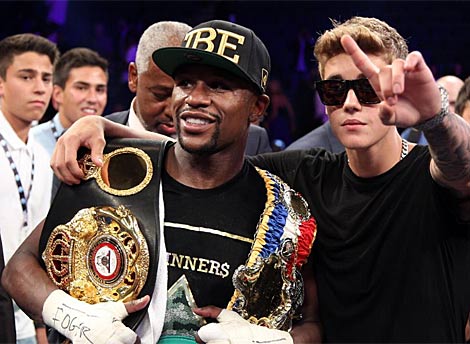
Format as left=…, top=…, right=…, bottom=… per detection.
left=31, top=47, right=108, bottom=198
left=32, top=48, right=108, bottom=157
left=0, top=33, right=59, bottom=344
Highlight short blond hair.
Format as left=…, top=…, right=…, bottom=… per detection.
left=314, top=17, right=408, bottom=78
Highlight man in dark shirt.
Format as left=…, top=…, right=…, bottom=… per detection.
left=3, top=20, right=319, bottom=344
left=48, top=16, right=470, bottom=343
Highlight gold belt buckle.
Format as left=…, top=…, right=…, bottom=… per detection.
left=42, top=205, right=149, bottom=304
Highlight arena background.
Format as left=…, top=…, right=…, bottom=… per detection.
left=1, top=0, right=468, bottom=143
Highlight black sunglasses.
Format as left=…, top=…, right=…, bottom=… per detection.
left=315, top=78, right=381, bottom=106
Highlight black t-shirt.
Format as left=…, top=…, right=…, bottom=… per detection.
left=163, top=160, right=266, bottom=308
left=249, top=146, right=470, bottom=343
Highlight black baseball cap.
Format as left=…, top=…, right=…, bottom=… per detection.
left=152, top=20, right=270, bottom=93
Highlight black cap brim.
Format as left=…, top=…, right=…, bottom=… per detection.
left=152, top=47, right=259, bottom=92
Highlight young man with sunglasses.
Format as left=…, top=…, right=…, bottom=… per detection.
left=27, top=16, right=470, bottom=342
left=251, top=17, right=470, bottom=342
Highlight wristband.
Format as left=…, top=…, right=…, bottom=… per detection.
left=414, top=85, right=449, bottom=131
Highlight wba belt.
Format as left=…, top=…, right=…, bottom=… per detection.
left=39, top=138, right=170, bottom=331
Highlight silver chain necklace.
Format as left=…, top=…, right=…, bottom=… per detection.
left=400, top=138, right=409, bottom=160
left=348, top=138, right=409, bottom=164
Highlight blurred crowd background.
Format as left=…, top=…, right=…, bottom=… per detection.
left=1, top=0, right=469, bottom=148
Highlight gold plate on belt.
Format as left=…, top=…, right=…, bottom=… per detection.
left=42, top=205, right=149, bottom=304
left=78, top=146, right=153, bottom=197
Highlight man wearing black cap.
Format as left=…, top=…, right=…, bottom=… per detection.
left=3, top=20, right=321, bottom=344
left=106, top=20, right=272, bottom=156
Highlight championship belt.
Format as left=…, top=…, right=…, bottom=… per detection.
left=42, top=205, right=149, bottom=304
left=228, top=167, right=316, bottom=331
left=39, top=138, right=170, bottom=331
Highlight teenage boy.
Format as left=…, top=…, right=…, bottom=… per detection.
left=32, top=47, right=107, bottom=158
left=0, top=33, right=59, bottom=344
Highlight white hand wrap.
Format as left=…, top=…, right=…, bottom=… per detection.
left=197, top=309, right=293, bottom=344
left=42, top=289, right=137, bottom=344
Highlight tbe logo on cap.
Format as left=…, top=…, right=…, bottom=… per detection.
left=183, top=28, right=245, bottom=64
left=152, top=20, right=271, bottom=94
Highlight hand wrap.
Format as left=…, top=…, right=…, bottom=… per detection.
left=197, top=309, right=293, bottom=344
left=42, top=289, right=137, bottom=344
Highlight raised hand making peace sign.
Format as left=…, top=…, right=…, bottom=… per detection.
left=340, top=34, right=442, bottom=128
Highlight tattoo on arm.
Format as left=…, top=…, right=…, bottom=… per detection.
left=425, top=113, right=470, bottom=198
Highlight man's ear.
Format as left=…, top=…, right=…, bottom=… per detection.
left=249, top=94, right=270, bottom=123
left=52, top=85, right=63, bottom=111
left=0, top=77, right=4, bottom=97
left=128, top=62, right=138, bottom=93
